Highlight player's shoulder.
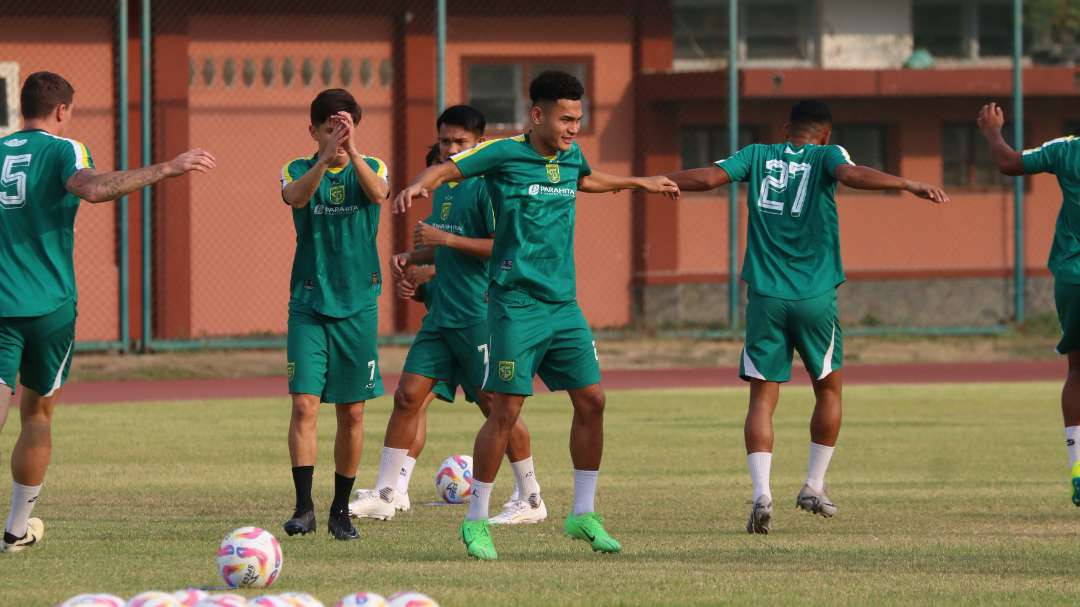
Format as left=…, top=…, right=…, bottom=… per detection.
left=452, top=135, right=521, bottom=163
left=282, top=154, right=312, bottom=171
left=1025, top=135, right=1078, bottom=156
left=361, top=154, right=388, bottom=178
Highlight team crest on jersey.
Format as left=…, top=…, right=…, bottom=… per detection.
left=440, top=201, right=452, bottom=221
left=3, top=139, right=27, bottom=147
left=329, top=183, right=346, bottom=205
left=546, top=162, right=560, bottom=183
left=287, top=362, right=296, bottom=381
left=498, top=361, right=515, bottom=382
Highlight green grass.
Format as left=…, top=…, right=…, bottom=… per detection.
left=1, top=383, right=1078, bottom=606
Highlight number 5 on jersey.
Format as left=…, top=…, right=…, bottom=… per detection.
left=0, top=154, right=32, bottom=209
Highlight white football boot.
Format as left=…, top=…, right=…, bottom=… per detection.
left=348, top=489, right=397, bottom=520
left=489, top=495, right=548, bottom=525
left=1, top=518, right=43, bottom=553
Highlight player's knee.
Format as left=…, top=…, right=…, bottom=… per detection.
left=290, top=396, right=320, bottom=423
left=574, top=390, right=606, bottom=419
left=337, top=404, right=365, bottom=428
left=393, top=385, right=425, bottom=413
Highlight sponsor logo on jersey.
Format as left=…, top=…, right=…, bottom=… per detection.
left=527, top=184, right=575, bottom=197
left=440, top=201, right=452, bottom=221
left=3, top=139, right=27, bottom=147
left=498, top=360, right=515, bottom=381
left=546, top=162, right=560, bottom=183
left=330, top=183, right=346, bottom=205
left=286, top=362, right=295, bottom=381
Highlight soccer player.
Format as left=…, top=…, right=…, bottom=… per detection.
left=279, top=89, right=389, bottom=541
left=0, top=71, right=215, bottom=553
left=977, top=102, right=1080, bottom=506
left=666, top=100, right=948, bottom=534
left=352, top=105, right=547, bottom=526
left=393, top=71, right=680, bottom=560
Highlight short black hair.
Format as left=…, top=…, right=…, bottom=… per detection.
left=789, top=100, right=832, bottom=131
left=310, top=88, right=361, bottom=126
left=529, top=70, right=584, bottom=106
left=424, top=142, right=440, bottom=167
left=21, top=72, right=75, bottom=119
left=437, top=104, right=486, bottom=136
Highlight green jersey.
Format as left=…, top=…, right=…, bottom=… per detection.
left=281, top=154, right=387, bottom=317
left=451, top=133, right=591, bottom=303
left=422, top=178, right=496, bottom=328
left=1022, top=136, right=1080, bottom=284
left=0, top=129, right=94, bottom=317
left=717, top=142, right=854, bottom=300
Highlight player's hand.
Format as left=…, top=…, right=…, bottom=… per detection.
left=905, top=180, right=950, bottom=204
left=390, top=252, right=411, bottom=281
left=414, top=222, right=450, bottom=248
left=641, top=175, right=681, bottom=200
left=317, top=120, right=349, bottom=164
left=407, top=264, right=436, bottom=286
left=333, top=111, right=359, bottom=155
left=396, top=278, right=417, bottom=300
left=977, top=102, right=1006, bottom=136
left=166, top=149, right=216, bottom=176
left=393, top=184, right=430, bottom=214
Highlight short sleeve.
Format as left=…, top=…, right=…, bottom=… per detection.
left=451, top=138, right=510, bottom=178
left=57, top=137, right=94, bottom=184
left=579, top=149, right=592, bottom=177
left=714, top=145, right=756, bottom=183
left=280, top=158, right=308, bottom=190
left=823, top=144, right=855, bottom=178
left=1023, top=136, right=1073, bottom=175
left=476, top=178, right=496, bottom=235
left=364, top=156, right=389, bottom=183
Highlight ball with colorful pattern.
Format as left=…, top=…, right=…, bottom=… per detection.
left=434, top=455, right=473, bottom=504
left=58, top=595, right=126, bottom=607
left=250, top=597, right=292, bottom=607
left=193, top=594, right=248, bottom=607
left=126, top=592, right=182, bottom=607
left=276, top=593, right=325, bottom=607
left=216, top=526, right=282, bottom=589
left=173, top=590, right=210, bottom=607
left=386, top=592, right=439, bottom=607
left=335, top=593, right=388, bottom=607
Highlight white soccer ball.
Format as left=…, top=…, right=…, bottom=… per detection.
left=249, top=597, right=291, bottom=607
left=173, top=590, right=210, bottom=607
left=194, top=594, right=248, bottom=607
left=276, top=593, right=325, bottom=607
left=387, top=592, right=439, bottom=607
left=59, top=595, right=126, bottom=607
left=335, top=593, right=388, bottom=607
left=127, top=592, right=181, bottom=607
left=434, top=455, right=473, bottom=504
left=216, top=526, right=282, bottom=589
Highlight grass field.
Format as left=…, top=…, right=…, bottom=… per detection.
left=2, top=382, right=1079, bottom=606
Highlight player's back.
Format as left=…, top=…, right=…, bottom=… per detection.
left=717, top=141, right=852, bottom=300
left=0, top=129, right=90, bottom=316
left=1023, top=135, right=1080, bottom=283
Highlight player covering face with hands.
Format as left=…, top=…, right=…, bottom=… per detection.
left=394, top=71, right=678, bottom=561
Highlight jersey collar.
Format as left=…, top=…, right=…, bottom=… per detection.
left=523, top=132, right=560, bottom=162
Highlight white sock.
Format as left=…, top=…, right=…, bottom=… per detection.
left=375, top=447, right=408, bottom=503
left=747, top=452, right=772, bottom=502
left=467, top=480, right=493, bottom=521
left=572, top=469, right=598, bottom=516
left=508, top=479, right=521, bottom=503
left=510, top=456, right=541, bottom=505
left=805, top=442, right=835, bottom=492
left=1066, top=426, right=1080, bottom=469
left=396, top=456, right=417, bottom=495
left=5, top=482, right=41, bottom=539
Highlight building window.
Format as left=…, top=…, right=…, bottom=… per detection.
left=673, top=0, right=816, bottom=66
left=680, top=125, right=759, bottom=170
left=465, top=60, right=589, bottom=132
left=913, top=0, right=1015, bottom=60
left=0, top=62, right=19, bottom=137
left=832, top=125, right=888, bottom=172
left=942, top=122, right=1017, bottom=188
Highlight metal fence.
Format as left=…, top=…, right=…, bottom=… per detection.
left=0, top=0, right=1058, bottom=352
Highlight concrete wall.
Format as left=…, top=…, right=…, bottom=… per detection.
left=820, top=0, right=913, bottom=68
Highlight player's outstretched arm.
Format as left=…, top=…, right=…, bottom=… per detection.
left=66, top=148, right=216, bottom=204
left=664, top=166, right=732, bottom=192
left=393, top=162, right=463, bottom=214
left=413, top=222, right=494, bottom=259
left=578, top=170, right=680, bottom=199
left=977, top=102, right=1025, bottom=176
left=833, top=164, right=949, bottom=203
left=335, top=111, right=390, bottom=202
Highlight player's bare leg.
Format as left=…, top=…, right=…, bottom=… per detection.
left=477, top=391, right=546, bottom=524
left=798, top=370, right=842, bottom=518
left=283, top=393, right=320, bottom=536
left=1063, top=352, right=1080, bottom=505
left=745, top=379, right=780, bottom=534
left=560, top=384, right=619, bottom=552
left=327, top=401, right=365, bottom=540
left=2, top=388, right=57, bottom=552
left=461, top=391, right=524, bottom=559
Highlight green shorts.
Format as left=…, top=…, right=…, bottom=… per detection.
left=402, top=319, right=485, bottom=404
left=740, top=290, right=842, bottom=383
left=484, top=287, right=601, bottom=396
left=0, top=300, right=77, bottom=396
left=1055, top=280, right=1080, bottom=354
left=433, top=380, right=459, bottom=403
left=287, top=301, right=384, bottom=404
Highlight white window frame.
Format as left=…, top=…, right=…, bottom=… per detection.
left=0, top=62, right=19, bottom=138
left=912, top=0, right=1015, bottom=64
left=672, top=0, right=819, bottom=71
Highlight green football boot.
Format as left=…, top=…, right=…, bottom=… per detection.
left=1071, top=462, right=1080, bottom=507
left=461, top=519, right=497, bottom=561
left=564, top=512, right=621, bottom=554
